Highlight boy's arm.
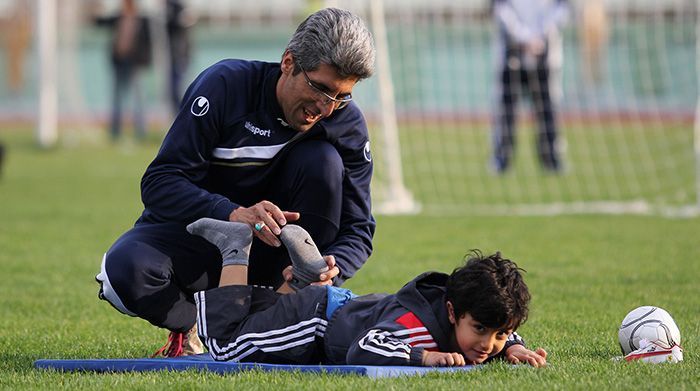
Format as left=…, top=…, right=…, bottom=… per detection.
left=346, top=320, right=464, bottom=367
left=346, top=326, right=425, bottom=366
left=504, top=331, right=525, bottom=352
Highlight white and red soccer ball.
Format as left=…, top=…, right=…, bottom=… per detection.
left=618, top=306, right=682, bottom=362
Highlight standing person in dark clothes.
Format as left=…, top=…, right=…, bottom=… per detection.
left=96, top=0, right=152, bottom=141
left=166, top=0, right=195, bottom=113
left=491, top=0, right=569, bottom=173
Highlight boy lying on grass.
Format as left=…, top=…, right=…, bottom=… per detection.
left=187, top=218, right=547, bottom=367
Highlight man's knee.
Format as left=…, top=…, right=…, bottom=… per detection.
left=97, top=239, right=173, bottom=316
left=267, top=140, right=344, bottom=251
left=96, top=252, right=137, bottom=316
left=286, top=140, right=343, bottom=193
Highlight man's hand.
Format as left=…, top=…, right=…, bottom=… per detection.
left=314, top=255, right=339, bottom=285
left=422, top=351, right=466, bottom=367
left=282, top=255, right=339, bottom=286
left=229, top=200, right=300, bottom=247
left=505, top=344, right=547, bottom=368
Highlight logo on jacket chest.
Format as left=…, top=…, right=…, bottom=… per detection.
left=245, top=121, right=272, bottom=138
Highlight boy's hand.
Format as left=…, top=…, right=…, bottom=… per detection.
left=505, top=345, right=547, bottom=368
left=422, top=351, right=466, bottom=367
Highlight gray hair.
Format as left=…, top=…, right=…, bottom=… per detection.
left=285, top=8, right=375, bottom=80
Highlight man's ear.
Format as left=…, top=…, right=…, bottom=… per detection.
left=446, top=301, right=456, bottom=324
left=281, top=51, right=294, bottom=74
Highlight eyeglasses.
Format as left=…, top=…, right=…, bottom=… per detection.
left=298, top=63, right=353, bottom=110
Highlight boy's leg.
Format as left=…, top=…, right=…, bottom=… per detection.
left=188, top=217, right=329, bottom=363
left=187, top=217, right=305, bottom=292
left=196, top=285, right=328, bottom=363
left=186, top=218, right=253, bottom=287
left=279, top=224, right=329, bottom=290
left=187, top=217, right=328, bottom=362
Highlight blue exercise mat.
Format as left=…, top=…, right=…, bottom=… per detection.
left=34, top=354, right=476, bottom=378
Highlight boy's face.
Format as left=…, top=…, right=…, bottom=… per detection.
left=447, top=302, right=512, bottom=364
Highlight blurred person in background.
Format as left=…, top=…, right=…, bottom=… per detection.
left=580, top=0, right=608, bottom=85
left=96, top=0, right=153, bottom=142
left=166, top=0, right=195, bottom=113
left=491, top=0, right=569, bottom=173
left=0, top=1, right=31, bottom=179
left=1, top=0, right=31, bottom=95
left=96, top=8, right=376, bottom=358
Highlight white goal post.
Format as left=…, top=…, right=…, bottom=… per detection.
left=36, top=0, right=58, bottom=148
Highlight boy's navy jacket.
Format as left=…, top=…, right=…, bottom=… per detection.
left=136, top=59, right=375, bottom=285
left=325, top=271, right=523, bottom=365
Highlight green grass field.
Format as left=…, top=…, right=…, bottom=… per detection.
left=370, top=120, right=696, bottom=213
left=0, top=129, right=699, bottom=389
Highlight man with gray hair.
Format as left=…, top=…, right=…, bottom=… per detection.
left=96, top=8, right=377, bottom=357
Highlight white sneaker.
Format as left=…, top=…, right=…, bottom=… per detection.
left=624, top=339, right=683, bottom=363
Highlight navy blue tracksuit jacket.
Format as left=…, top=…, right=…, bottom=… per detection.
left=138, top=59, right=375, bottom=284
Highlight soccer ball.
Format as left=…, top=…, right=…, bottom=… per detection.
left=618, top=306, right=681, bottom=355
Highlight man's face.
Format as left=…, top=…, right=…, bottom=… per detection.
left=448, top=303, right=512, bottom=364
left=277, top=52, right=358, bottom=132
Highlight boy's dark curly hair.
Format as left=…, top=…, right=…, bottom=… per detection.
left=445, top=250, right=530, bottom=330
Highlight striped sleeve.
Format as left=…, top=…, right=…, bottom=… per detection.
left=346, top=311, right=438, bottom=366
left=503, top=331, right=525, bottom=352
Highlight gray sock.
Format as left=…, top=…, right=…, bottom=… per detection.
left=186, top=218, right=252, bottom=266
left=279, top=225, right=329, bottom=290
